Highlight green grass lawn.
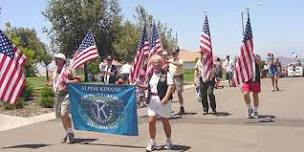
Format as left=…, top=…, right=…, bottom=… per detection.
left=183, top=69, right=194, bottom=84
left=27, top=77, right=47, bottom=89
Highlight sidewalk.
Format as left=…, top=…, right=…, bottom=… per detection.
left=0, top=112, right=56, bottom=131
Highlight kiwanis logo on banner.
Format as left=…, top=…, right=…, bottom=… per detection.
left=68, top=84, right=138, bottom=136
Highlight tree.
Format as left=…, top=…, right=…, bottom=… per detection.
left=43, top=0, right=123, bottom=59
left=43, top=0, right=124, bottom=81
left=112, top=5, right=177, bottom=61
left=113, top=21, right=140, bottom=62
left=43, top=1, right=176, bottom=68
left=133, top=5, right=177, bottom=53
left=3, top=23, right=47, bottom=76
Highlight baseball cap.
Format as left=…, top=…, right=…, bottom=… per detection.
left=106, top=55, right=113, bottom=61
left=54, top=53, right=66, bottom=61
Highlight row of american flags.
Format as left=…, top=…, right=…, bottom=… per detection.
left=129, top=22, right=162, bottom=83
left=0, top=12, right=254, bottom=104
left=201, top=12, right=255, bottom=86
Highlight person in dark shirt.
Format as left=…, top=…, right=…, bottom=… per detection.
left=103, top=56, right=118, bottom=84
left=241, top=54, right=262, bottom=119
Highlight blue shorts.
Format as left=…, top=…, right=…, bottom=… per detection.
left=268, top=68, right=278, bottom=77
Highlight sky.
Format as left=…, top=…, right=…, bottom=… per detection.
left=0, top=0, right=304, bottom=58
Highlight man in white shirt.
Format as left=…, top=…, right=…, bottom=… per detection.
left=144, top=54, right=175, bottom=151
left=194, top=54, right=217, bottom=114
left=224, top=55, right=234, bottom=87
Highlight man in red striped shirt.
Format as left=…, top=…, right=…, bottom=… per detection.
left=48, top=53, right=80, bottom=144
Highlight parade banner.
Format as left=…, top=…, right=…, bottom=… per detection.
left=68, top=83, right=138, bottom=136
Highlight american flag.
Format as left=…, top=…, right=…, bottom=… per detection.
left=72, top=32, right=99, bottom=69
left=200, top=15, right=213, bottom=81
left=149, top=22, right=162, bottom=57
left=233, top=12, right=255, bottom=85
left=129, top=25, right=150, bottom=83
left=0, top=30, right=27, bottom=104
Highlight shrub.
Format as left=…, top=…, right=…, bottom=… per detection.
left=22, top=82, right=34, bottom=101
left=0, top=98, right=26, bottom=110
left=39, top=87, right=55, bottom=108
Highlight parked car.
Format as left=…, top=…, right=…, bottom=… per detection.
left=287, top=62, right=304, bottom=77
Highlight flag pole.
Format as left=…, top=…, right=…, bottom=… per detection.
left=83, top=31, right=92, bottom=82
left=241, top=11, right=245, bottom=37
left=241, top=8, right=250, bottom=37
left=175, top=31, right=178, bottom=46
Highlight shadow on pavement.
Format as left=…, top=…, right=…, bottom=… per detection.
left=169, top=115, right=182, bottom=120
left=2, top=144, right=50, bottom=149
left=214, top=112, right=232, bottom=117
left=245, top=114, right=276, bottom=123
left=79, top=143, right=145, bottom=149
left=259, top=115, right=276, bottom=119
left=73, top=138, right=98, bottom=144
left=157, top=144, right=191, bottom=151
left=174, top=112, right=197, bottom=116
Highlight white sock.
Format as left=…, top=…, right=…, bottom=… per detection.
left=167, top=138, right=172, bottom=143
left=247, top=104, right=252, bottom=109
left=150, top=139, right=156, bottom=145
left=66, top=128, right=73, bottom=134
left=254, top=106, right=258, bottom=113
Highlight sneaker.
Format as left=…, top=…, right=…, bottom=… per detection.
left=61, top=135, right=67, bottom=143
left=203, top=108, right=209, bottom=115
left=66, top=133, right=75, bottom=144
left=212, top=109, right=217, bottom=115
left=276, top=87, right=280, bottom=91
left=247, top=108, right=253, bottom=118
left=164, top=140, right=173, bottom=150
left=253, top=112, right=259, bottom=119
left=178, top=106, right=185, bottom=115
left=145, top=142, right=157, bottom=152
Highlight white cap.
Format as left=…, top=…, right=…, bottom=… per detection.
left=54, top=53, right=66, bottom=61
left=161, top=51, right=168, bottom=56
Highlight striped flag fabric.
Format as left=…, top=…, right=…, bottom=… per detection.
left=233, top=12, right=255, bottom=85
left=129, top=25, right=150, bottom=83
left=200, top=15, right=214, bottom=81
left=72, top=32, right=99, bottom=69
left=148, top=22, right=162, bottom=57
left=0, top=30, right=27, bottom=104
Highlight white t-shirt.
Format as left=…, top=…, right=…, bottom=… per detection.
left=120, top=63, right=132, bottom=74
left=149, top=71, right=174, bottom=94
left=104, top=64, right=113, bottom=84
left=225, top=60, right=234, bottom=72
left=99, top=62, right=106, bottom=71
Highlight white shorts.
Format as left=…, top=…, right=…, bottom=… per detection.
left=148, top=95, right=172, bottom=118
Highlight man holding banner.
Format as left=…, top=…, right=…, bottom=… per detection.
left=48, top=53, right=80, bottom=144
left=142, top=54, right=175, bottom=151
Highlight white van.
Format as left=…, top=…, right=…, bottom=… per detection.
left=287, top=62, right=304, bottom=77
